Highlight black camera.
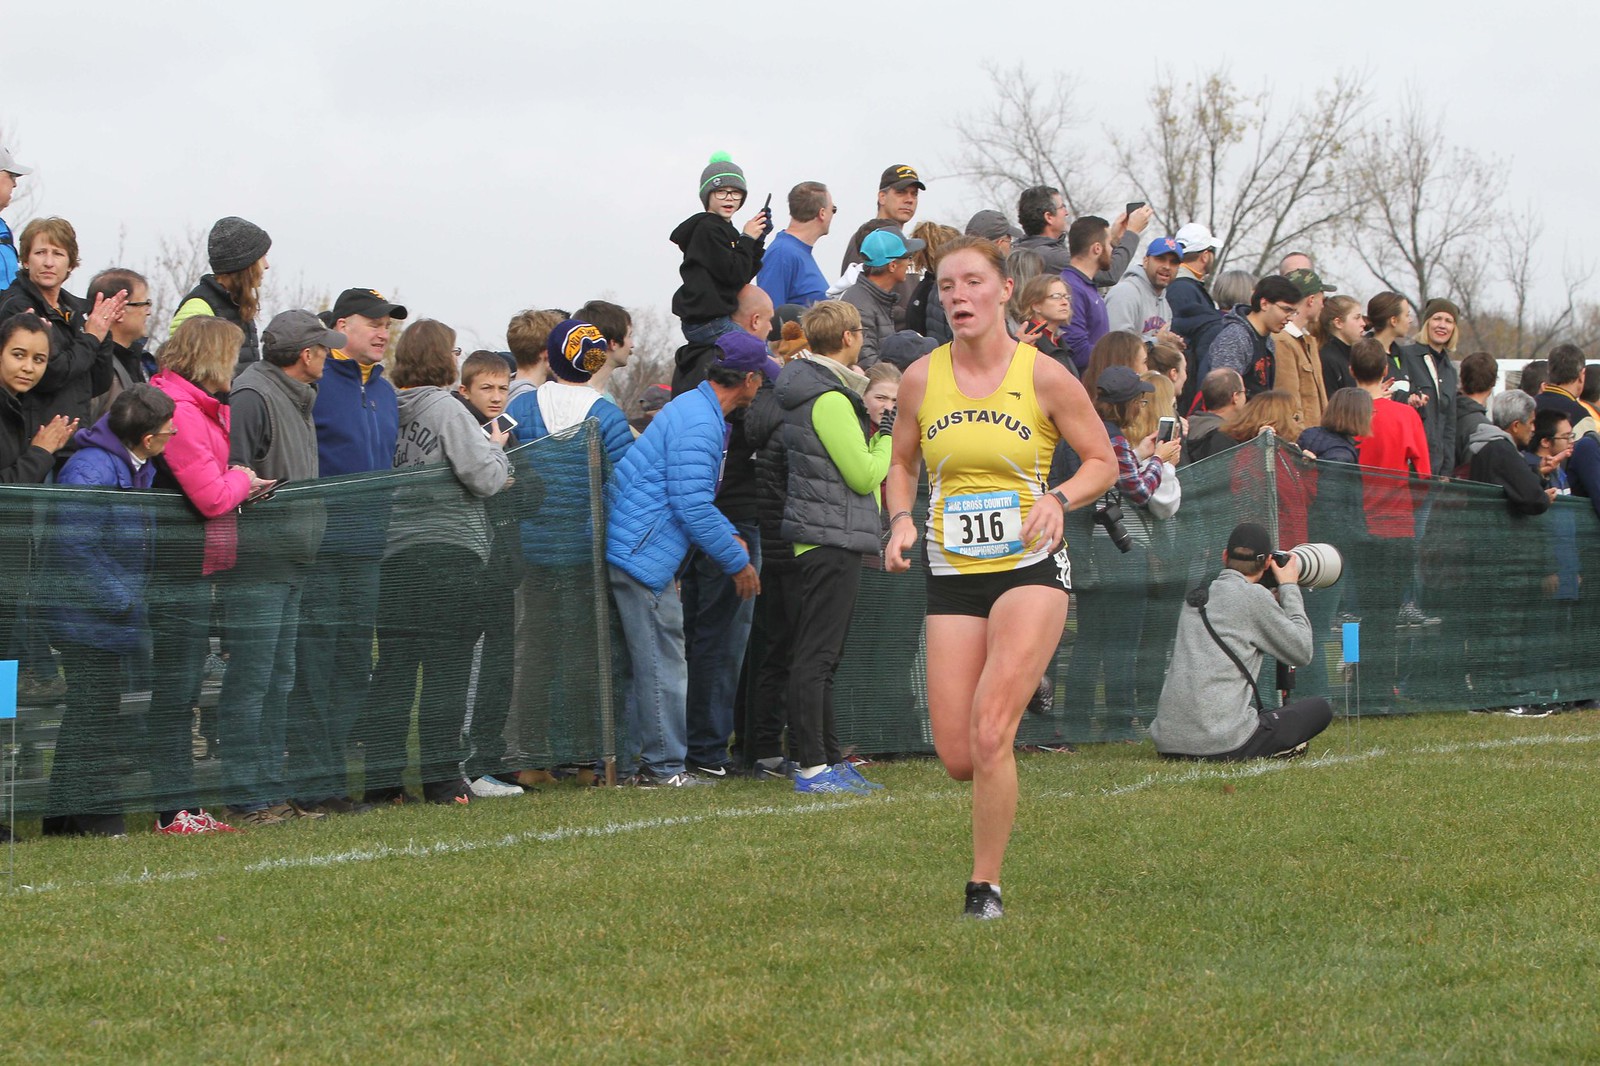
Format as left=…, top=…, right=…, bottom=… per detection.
left=1093, top=494, right=1132, bottom=553
left=1259, top=543, right=1343, bottom=590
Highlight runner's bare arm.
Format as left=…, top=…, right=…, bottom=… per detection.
left=885, top=357, right=929, bottom=573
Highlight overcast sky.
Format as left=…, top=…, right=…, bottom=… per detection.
left=5, top=1, right=1589, bottom=352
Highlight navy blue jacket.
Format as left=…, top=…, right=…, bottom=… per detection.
left=313, top=355, right=398, bottom=477
left=605, top=381, right=748, bottom=591
left=46, top=418, right=158, bottom=651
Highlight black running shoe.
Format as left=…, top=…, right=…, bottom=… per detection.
left=963, top=881, right=1003, bottom=920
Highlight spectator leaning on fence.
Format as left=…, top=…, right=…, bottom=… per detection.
left=219, top=310, right=341, bottom=827
left=604, top=333, right=769, bottom=787
left=42, top=384, right=177, bottom=838
left=776, top=300, right=893, bottom=795
left=1465, top=389, right=1551, bottom=516
left=364, top=319, right=513, bottom=807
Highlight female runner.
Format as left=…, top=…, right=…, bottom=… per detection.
left=885, top=236, right=1116, bottom=919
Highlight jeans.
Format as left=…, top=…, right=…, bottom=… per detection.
left=217, top=576, right=303, bottom=810
left=288, top=556, right=382, bottom=803
left=608, top=565, right=689, bottom=778
left=683, top=522, right=759, bottom=768
left=681, top=316, right=739, bottom=345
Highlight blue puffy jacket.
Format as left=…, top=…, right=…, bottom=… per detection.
left=605, top=380, right=748, bottom=592
left=46, top=418, right=159, bottom=651
left=505, top=386, right=633, bottom=567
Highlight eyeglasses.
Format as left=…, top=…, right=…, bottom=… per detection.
left=710, top=188, right=744, bottom=200
left=1553, top=433, right=1576, bottom=442
left=152, top=428, right=177, bottom=440
left=1046, top=291, right=1071, bottom=301
left=126, top=301, right=153, bottom=308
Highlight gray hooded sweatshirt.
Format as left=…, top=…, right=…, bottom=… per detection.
left=1104, top=267, right=1172, bottom=338
left=1150, top=569, right=1312, bottom=756
left=388, top=385, right=512, bottom=564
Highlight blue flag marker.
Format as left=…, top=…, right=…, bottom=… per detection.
left=0, top=659, right=15, bottom=719
left=1342, top=623, right=1360, bottom=665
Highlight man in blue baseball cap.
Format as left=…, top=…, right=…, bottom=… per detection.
left=1106, top=235, right=1186, bottom=346
left=840, top=228, right=925, bottom=369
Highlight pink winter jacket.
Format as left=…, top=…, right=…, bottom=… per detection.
left=151, top=369, right=252, bottom=575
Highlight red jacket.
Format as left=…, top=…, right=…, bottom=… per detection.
left=152, top=370, right=252, bottom=575
left=1357, top=398, right=1431, bottom=539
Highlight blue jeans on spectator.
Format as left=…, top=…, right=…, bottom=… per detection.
left=683, top=522, right=759, bottom=769
left=217, top=577, right=303, bottom=810
left=609, top=564, right=689, bottom=778
left=288, top=556, right=382, bottom=804
left=681, top=316, right=739, bottom=346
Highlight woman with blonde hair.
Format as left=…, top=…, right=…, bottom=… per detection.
left=171, top=216, right=272, bottom=366
left=146, top=317, right=272, bottom=834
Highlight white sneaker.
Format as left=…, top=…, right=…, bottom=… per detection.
left=468, top=775, right=524, bottom=798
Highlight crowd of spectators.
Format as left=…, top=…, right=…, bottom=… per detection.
left=2, top=142, right=1597, bottom=839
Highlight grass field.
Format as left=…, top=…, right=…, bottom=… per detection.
left=5, top=710, right=1600, bottom=1064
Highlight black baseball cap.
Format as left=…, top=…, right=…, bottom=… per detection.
left=1226, top=522, right=1274, bottom=562
left=879, top=164, right=925, bottom=192
left=327, top=287, right=409, bottom=323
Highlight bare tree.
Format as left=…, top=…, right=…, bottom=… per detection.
left=1112, top=69, right=1368, bottom=275
left=1490, top=205, right=1593, bottom=359
left=1346, top=92, right=1507, bottom=312
left=947, top=63, right=1109, bottom=217
left=608, top=305, right=676, bottom=416
left=142, top=225, right=209, bottom=343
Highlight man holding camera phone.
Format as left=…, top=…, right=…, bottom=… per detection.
left=1150, top=522, right=1332, bottom=760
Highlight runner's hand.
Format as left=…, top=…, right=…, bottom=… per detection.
left=885, top=513, right=916, bottom=573
left=1021, top=491, right=1065, bottom=552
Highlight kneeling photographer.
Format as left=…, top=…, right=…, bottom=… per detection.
left=1150, top=522, right=1332, bottom=760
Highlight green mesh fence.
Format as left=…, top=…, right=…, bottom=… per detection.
left=4, top=429, right=1596, bottom=826
left=838, top=434, right=1600, bottom=750
left=2, top=422, right=615, bottom=823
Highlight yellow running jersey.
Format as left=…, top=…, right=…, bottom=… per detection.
left=918, top=342, right=1061, bottom=576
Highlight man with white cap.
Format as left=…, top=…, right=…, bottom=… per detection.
left=0, top=146, right=33, bottom=289
left=1168, top=222, right=1227, bottom=409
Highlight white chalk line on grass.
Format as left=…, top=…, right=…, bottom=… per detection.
left=9, top=797, right=877, bottom=896
left=12, top=731, right=1600, bottom=897
left=1034, top=730, right=1600, bottom=800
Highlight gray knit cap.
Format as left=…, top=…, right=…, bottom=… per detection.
left=208, top=216, right=272, bottom=275
left=698, top=152, right=747, bottom=208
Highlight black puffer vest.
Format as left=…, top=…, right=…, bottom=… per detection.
left=775, top=358, right=882, bottom=553
left=181, top=274, right=261, bottom=366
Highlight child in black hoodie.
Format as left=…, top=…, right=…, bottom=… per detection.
left=670, top=152, right=770, bottom=344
